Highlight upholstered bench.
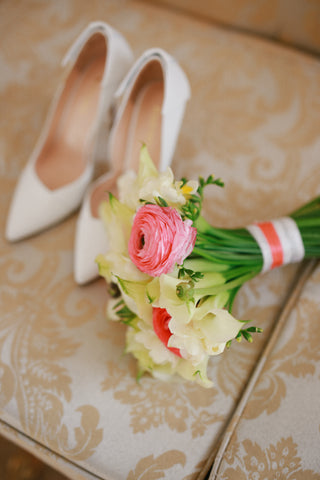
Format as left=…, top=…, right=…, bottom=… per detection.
left=1, top=1, right=319, bottom=478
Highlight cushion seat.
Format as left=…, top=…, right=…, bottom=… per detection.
left=211, top=259, right=320, bottom=480
left=1, top=0, right=320, bottom=478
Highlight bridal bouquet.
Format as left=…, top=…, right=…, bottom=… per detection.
left=96, top=146, right=320, bottom=387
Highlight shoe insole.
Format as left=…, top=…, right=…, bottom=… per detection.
left=90, top=80, right=164, bottom=217
left=36, top=55, right=105, bottom=190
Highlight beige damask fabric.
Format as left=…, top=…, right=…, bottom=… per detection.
left=211, top=260, right=320, bottom=479
left=1, top=0, right=320, bottom=479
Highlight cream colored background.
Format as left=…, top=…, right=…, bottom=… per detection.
left=1, top=0, right=320, bottom=479
left=153, top=0, right=320, bottom=54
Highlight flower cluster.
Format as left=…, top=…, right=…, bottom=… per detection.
left=96, top=145, right=320, bottom=387
left=96, top=146, right=253, bottom=387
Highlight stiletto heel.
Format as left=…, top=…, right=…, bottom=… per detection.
left=6, top=21, right=133, bottom=242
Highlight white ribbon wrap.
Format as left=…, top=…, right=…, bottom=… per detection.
left=247, top=216, right=305, bottom=273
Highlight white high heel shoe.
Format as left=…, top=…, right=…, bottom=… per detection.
left=74, top=48, right=191, bottom=285
left=5, top=21, right=133, bottom=242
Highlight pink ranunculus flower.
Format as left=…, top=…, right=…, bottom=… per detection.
left=152, top=307, right=181, bottom=357
left=128, top=204, right=197, bottom=276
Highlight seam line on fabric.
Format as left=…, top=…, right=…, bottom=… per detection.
left=208, top=259, right=318, bottom=480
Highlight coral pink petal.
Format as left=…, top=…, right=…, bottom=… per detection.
left=152, top=307, right=181, bottom=357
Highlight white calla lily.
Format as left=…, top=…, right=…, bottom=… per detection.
left=116, top=277, right=153, bottom=324
left=166, top=294, right=242, bottom=361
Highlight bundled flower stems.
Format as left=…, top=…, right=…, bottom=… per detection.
left=96, top=146, right=320, bottom=387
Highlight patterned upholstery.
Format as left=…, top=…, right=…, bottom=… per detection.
left=212, top=260, right=320, bottom=479
left=1, top=0, right=320, bottom=478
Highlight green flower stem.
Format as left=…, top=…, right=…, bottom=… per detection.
left=183, top=193, right=320, bottom=317
left=291, top=197, right=320, bottom=217
left=191, top=271, right=257, bottom=298
left=183, top=258, right=230, bottom=273
left=294, top=218, right=320, bottom=228
left=192, top=195, right=320, bottom=272
left=191, top=247, right=263, bottom=267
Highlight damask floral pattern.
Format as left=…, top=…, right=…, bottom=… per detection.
left=211, top=263, right=320, bottom=479
left=243, top=273, right=320, bottom=419
left=0, top=258, right=103, bottom=461
left=102, top=360, right=225, bottom=437
left=127, top=451, right=209, bottom=480
left=127, top=450, right=186, bottom=480
left=1, top=0, right=320, bottom=478
left=219, top=436, right=320, bottom=480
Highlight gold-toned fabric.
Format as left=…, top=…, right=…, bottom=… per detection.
left=1, top=0, right=320, bottom=478
left=212, top=261, right=320, bottom=479
left=151, top=0, right=320, bottom=54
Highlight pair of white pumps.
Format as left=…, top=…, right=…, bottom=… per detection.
left=6, top=22, right=191, bottom=285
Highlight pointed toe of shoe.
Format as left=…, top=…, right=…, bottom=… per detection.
left=6, top=164, right=93, bottom=242
left=5, top=200, right=25, bottom=242
left=5, top=213, right=25, bottom=243
left=74, top=203, right=109, bottom=285
left=5, top=173, right=54, bottom=242
left=5, top=214, right=35, bottom=243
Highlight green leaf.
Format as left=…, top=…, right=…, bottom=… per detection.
left=155, top=196, right=169, bottom=207
left=112, top=299, right=137, bottom=324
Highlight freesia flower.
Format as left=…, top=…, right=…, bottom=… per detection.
left=128, top=204, right=197, bottom=276
left=138, top=171, right=198, bottom=209
left=118, top=144, right=198, bottom=211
